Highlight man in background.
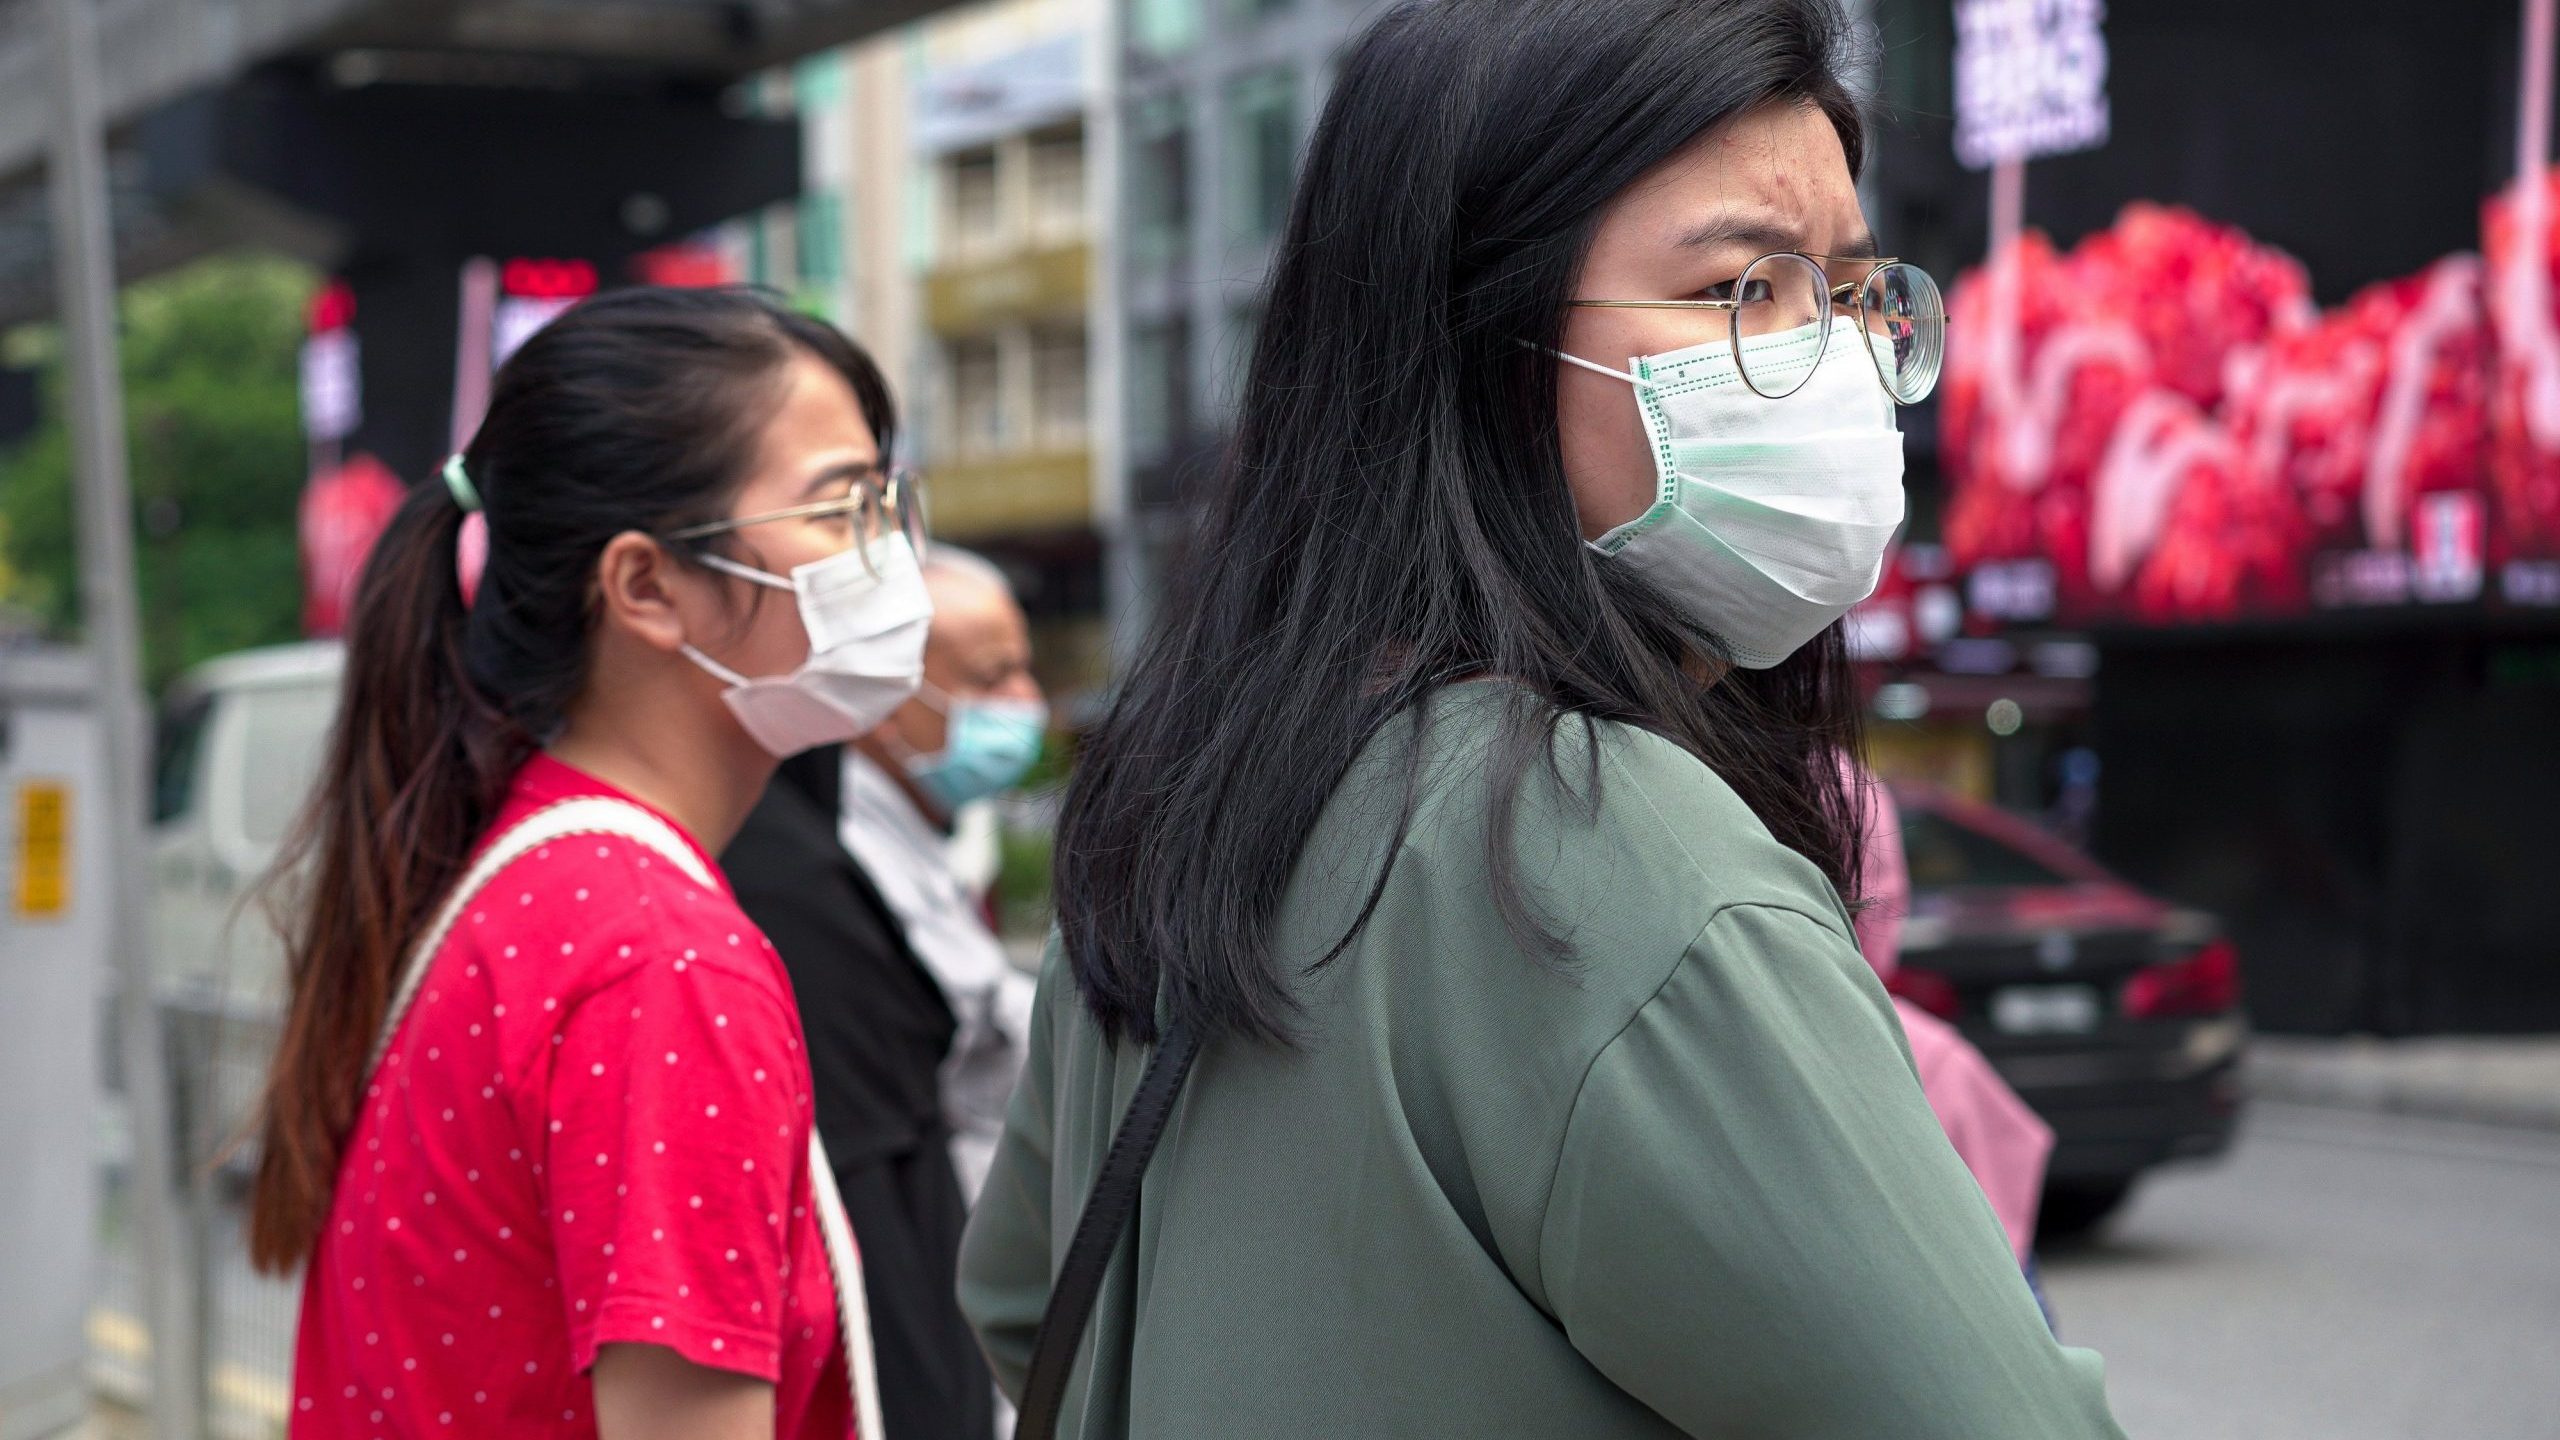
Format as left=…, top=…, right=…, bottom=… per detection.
left=722, top=547, right=1045, bottom=1439
left=844, top=546, right=1045, bottom=1198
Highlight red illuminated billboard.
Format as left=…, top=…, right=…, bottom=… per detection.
left=1934, top=195, right=2560, bottom=628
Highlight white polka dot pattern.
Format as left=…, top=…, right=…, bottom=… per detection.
left=289, top=761, right=852, bottom=1440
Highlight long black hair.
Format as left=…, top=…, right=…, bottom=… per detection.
left=251, top=287, right=894, bottom=1270
left=1057, top=0, right=1875, bottom=1047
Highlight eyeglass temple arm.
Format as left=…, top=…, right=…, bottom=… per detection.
left=1565, top=288, right=1867, bottom=311
left=1565, top=258, right=1902, bottom=311
left=664, top=471, right=915, bottom=542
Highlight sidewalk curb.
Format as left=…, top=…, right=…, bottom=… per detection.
left=2244, top=1036, right=2560, bottom=1133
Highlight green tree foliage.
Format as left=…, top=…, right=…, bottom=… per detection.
left=0, top=252, right=316, bottom=690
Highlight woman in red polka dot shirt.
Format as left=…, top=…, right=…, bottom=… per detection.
left=249, top=289, right=931, bottom=1439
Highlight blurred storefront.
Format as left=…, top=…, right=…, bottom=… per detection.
left=1862, top=0, right=2560, bottom=1035
left=1849, top=544, right=2103, bottom=839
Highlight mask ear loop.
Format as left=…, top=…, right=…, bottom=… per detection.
left=681, top=643, right=753, bottom=688
left=675, top=546, right=792, bottom=688
left=1519, top=338, right=1659, bottom=391
left=690, top=549, right=796, bottom=592
left=875, top=722, right=929, bottom=774
left=1519, top=341, right=1686, bottom=554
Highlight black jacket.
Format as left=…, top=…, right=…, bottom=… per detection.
left=722, top=746, right=996, bottom=1440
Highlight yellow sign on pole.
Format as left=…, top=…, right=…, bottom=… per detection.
left=15, top=780, right=70, bottom=918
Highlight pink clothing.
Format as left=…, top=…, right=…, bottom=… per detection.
left=1853, top=768, right=2055, bottom=1260
left=1888, top=1005, right=2053, bottom=1261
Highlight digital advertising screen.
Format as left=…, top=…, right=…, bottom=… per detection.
left=1918, top=0, right=2560, bottom=632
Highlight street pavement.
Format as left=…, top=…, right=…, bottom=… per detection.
left=2248, top=1034, right=2560, bottom=1131
left=2042, top=1101, right=2560, bottom=1440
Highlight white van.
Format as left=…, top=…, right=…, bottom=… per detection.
left=149, top=642, right=344, bottom=1170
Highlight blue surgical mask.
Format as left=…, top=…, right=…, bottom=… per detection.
left=907, top=687, right=1047, bottom=812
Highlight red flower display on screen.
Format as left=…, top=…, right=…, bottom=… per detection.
left=2483, top=172, right=2560, bottom=561
left=2124, top=394, right=2308, bottom=622
left=1940, top=229, right=2155, bottom=611
left=1944, top=200, right=2501, bottom=624
left=2072, top=204, right=2315, bottom=412
left=2205, top=256, right=2488, bottom=606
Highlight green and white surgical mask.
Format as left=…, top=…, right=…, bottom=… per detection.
left=1554, top=315, right=1906, bottom=669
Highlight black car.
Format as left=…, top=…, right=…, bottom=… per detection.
left=1886, top=785, right=2247, bottom=1238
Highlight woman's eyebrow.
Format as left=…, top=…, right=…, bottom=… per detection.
left=1673, top=212, right=1808, bottom=254
left=798, top=458, right=879, bottom=500
left=1672, top=214, right=1881, bottom=262
left=1826, top=231, right=1882, bottom=261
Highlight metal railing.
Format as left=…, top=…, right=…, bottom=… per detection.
left=95, top=989, right=295, bottom=1440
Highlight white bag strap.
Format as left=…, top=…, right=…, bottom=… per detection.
left=807, top=1124, right=887, bottom=1438
left=365, top=795, right=891, bottom=1440
left=367, top=798, right=711, bottom=1075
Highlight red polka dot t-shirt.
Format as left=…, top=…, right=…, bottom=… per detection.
left=290, top=755, right=853, bottom=1439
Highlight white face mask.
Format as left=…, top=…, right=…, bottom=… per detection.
left=682, top=533, right=934, bottom=756
left=1556, top=315, right=1906, bottom=669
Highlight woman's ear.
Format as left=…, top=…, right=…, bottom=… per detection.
left=593, top=531, right=694, bottom=655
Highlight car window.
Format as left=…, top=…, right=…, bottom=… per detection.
left=1900, top=807, right=2074, bottom=889
left=152, top=696, right=213, bottom=825
left=234, top=683, right=338, bottom=849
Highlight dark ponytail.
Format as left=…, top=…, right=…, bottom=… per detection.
left=249, top=287, right=896, bottom=1271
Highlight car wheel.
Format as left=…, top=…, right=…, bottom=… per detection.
left=2038, top=1177, right=2137, bottom=1243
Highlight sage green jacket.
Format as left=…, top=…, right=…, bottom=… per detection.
left=959, top=687, right=2124, bottom=1438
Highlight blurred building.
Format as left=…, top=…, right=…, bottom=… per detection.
left=1113, top=0, right=1359, bottom=628
left=740, top=0, right=1114, bottom=702
left=728, top=0, right=1376, bottom=690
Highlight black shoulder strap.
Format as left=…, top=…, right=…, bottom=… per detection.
left=1013, top=1020, right=1202, bottom=1440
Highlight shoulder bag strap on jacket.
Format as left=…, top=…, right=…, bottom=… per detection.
left=1012, top=1019, right=1202, bottom=1440
left=362, top=795, right=891, bottom=1440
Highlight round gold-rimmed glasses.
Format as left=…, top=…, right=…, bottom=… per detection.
left=667, top=463, right=930, bottom=577
left=1569, top=253, right=1945, bottom=404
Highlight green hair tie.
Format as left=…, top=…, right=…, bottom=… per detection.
left=441, top=453, right=482, bottom=514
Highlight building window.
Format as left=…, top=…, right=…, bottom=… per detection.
left=1129, top=95, right=1192, bottom=270
left=793, top=53, right=844, bottom=110
left=945, top=147, right=1005, bottom=263
left=1029, top=123, right=1087, bottom=247
left=1033, top=324, right=1089, bottom=450
left=1224, top=66, right=1299, bottom=247
left=1127, top=317, right=1191, bottom=468
left=796, top=189, right=844, bottom=289
left=949, top=336, right=1005, bottom=459
left=1131, top=0, right=1202, bottom=58
left=1217, top=299, right=1264, bottom=422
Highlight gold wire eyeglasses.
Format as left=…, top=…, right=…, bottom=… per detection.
left=1568, top=253, right=1946, bottom=404
left=666, top=463, right=930, bottom=577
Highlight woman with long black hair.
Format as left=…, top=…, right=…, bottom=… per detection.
left=253, top=288, right=927, bottom=1439
left=960, top=1, right=2125, bottom=1434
